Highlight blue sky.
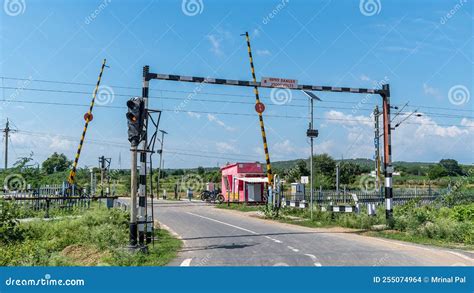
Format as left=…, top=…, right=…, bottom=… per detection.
left=0, top=0, right=473, bottom=169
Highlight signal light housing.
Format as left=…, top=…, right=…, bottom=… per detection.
left=126, top=97, right=145, bottom=146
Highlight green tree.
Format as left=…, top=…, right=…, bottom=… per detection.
left=427, top=164, right=448, bottom=180
left=313, top=154, right=336, bottom=177
left=339, top=162, right=362, bottom=185
left=42, top=153, right=72, bottom=174
left=197, top=166, right=205, bottom=175
left=439, top=159, right=464, bottom=176
left=171, top=169, right=184, bottom=176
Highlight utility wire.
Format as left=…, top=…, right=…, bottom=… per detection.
left=1, top=76, right=472, bottom=112
left=4, top=99, right=473, bottom=127
left=1, top=86, right=472, bottom=119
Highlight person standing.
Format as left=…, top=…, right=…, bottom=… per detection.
left=187, top=187, right=193, bottom=201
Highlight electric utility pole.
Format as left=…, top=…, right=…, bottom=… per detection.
left=157, top=130, right=167, bottom=200
left=98, top=156, right=111, bottom=196
left=373, top=106, right=382, bottom=191
left=2, top=119, right=11, bottom=169
left=302, top=91, right=320, bottom=221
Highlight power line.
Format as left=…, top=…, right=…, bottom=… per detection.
left=16, top=129, right=263, bottom=161
left=2, top=76, right=472, bottom=112
left=4, top=99, right=474, bottom=127
left=2, top=85, right=472, bottom=119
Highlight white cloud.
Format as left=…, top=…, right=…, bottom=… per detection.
left=256, top=49, right=271, bottom=56
left=187, top=111, right=201, bottom=119
left=216, top=142, right=239, bottom=153
left=207, top=114, right=235, bottom=131
left=423, top=83, right=443, bottom=99
left=414, top=114, right=468, bottom=138
left=320, top=110, right=473, bottom=162
left=460, top=118, right=474, bottom=128
left=48, top=136, right=74, bottom=150
left=360, top=74, right=371, bottom=82
left=207, top=34, right=223, bottom=56
left=206, top=29, right=232, bottom=57
left=273, top=139, right=296, bottom=154
left=324, top=110, right=372, bottom=127
left=252, top=28, right=260, bottom=37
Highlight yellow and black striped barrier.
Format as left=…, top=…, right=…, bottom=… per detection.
left=243, top=32, right=273, bottom=186
left=68, top=59, right=107, bottom=185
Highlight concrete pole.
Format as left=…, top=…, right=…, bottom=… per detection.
left=310, top=97, right=314, bottom=221
left=381, top=84, right=393, bottom=222
left=157, top=130, right=166, bottom=200
left=336, top=163, right=339, bottom=196
left=129, top=145, right=138, bottom=247
left=374, top=106, right=381, bottom=191
left=138, top=65, right=150, bottom=248
left=90, top=168, right=94, bottom=196
left=3, top=119, right=9, bottom=169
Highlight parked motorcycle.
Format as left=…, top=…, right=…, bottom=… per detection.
left=200, top=189, right=224, bottom=203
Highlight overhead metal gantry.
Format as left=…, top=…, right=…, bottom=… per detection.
left=142, top=69, right=394, bottom=221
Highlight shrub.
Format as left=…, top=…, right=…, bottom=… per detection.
left=0, top=200, right=25, bottom=243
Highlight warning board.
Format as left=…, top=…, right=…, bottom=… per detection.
left=261, top=77, right=298, bottom=89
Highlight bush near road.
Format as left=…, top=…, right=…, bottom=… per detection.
left=0, top=203, right=181, bottom=266
left=217, top=196, right=474, bottom=250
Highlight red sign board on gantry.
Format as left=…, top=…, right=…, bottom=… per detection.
left=261, top=77, right=298, bottom=89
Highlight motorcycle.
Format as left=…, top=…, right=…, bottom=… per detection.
left=200, top=189, right=224, bottom=203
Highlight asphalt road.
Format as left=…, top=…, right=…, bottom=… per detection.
left=149, top=200, right=473, bottom=267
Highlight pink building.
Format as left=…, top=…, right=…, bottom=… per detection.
left=220, top=163, right=267, bottom=203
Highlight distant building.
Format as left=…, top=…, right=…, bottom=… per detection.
left=220, top=163, right=267, bottom=203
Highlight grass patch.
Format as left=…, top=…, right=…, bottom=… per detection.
left=364, top=230, right=474, bottom=251
left=0, top=205, right=181, bottom=266
left=215, top=200, right=474, bottom=250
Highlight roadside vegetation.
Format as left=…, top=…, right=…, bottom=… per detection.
left=0, top=202, right=181, bottom=266
left=217, top=191, right=474, bottom=250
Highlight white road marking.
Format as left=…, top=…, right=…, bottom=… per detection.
left=367, top=236, right=473, bottom=263
left=445, top=251, right=474, bottom=262
left=187, top=212, right=258, bottom=235
left=305, top=253, right=323, bottom=267
left=273, top=262, right=289, bottom=266
left=287, top=246, right=299, bottom=252
left=180, top=258, right=192, bottom=266
left=161, top=223, right=182, bottom=239
left=265, top=236, right=282, bottom=243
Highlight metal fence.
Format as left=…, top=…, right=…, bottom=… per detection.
left=1, top=183, right=117, bottom=217
left=282, top=187, right=443, bottom=206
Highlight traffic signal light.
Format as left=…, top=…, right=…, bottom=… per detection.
left=126, top=97, right=145, bottom=146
